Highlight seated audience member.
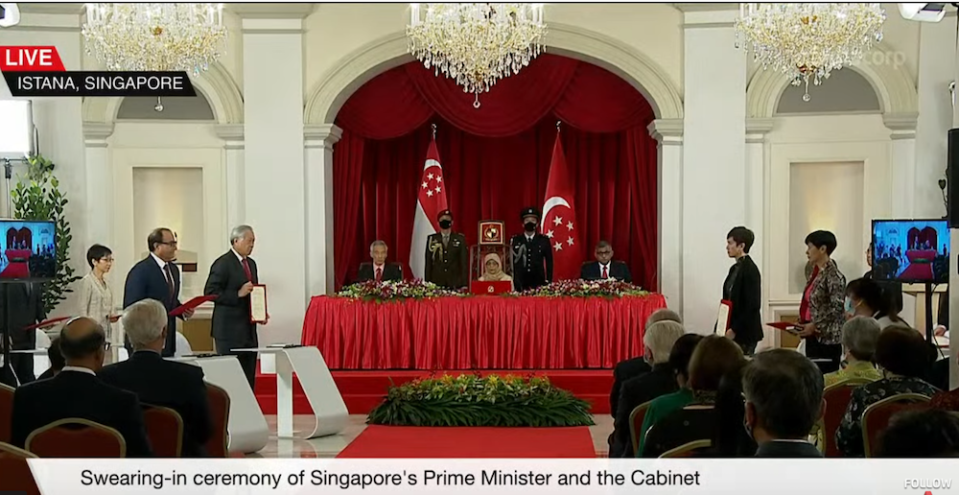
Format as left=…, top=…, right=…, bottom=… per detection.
left=824, top=316, right=882, bottom=387
left=35, top=337, right=65, bottom=380
left=845, top=278, right=908, bottom=329
left=638, top=335, right=744, bottom=457
left=743, top=349, right=825, bottom=458
left=877, top=409, right=959, bottom=457
left=609, top=308, right=682, bottom=417
left=356, top=240, right=402, bottom=283
left=836, top=325, right=940, bottom=457
left=98, top=299, right=213, bottom=457
left=581, top=241, right=632, bottom=283
left=609, top=320, right=685, bottom=458
left=930, top=353, right=959, bottom=412
left=9, top=317, right=153, bottom=457
left=477, top=253, right=512, bottom=287
left=863, top=241, right=903, bottom=313
left=707, top=362, right=757, bottom=457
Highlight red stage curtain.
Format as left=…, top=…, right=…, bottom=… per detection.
left=333, top=54, right=657, bottom=289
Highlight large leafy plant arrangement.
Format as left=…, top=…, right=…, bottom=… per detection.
left=10, top=154, right=81, bottom=313
left=337, top=279, right=464, bottom=302
left=368, top=373, right=594, bottom=427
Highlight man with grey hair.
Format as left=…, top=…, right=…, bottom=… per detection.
left=357, top=240, right=402, bottom=282
left=100, top=299, right=213, bottom=457
left=609, top=308, right=683, bottom=417
left=204, top=224, right=261, bottom=389
left=823, top=316, right=882, bottom=387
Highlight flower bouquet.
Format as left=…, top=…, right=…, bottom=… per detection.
left=367, top=373, right=594, bottom=427
left=521, top=278, right=649, bottom=298
left=337, top=279, right=464, bottom=302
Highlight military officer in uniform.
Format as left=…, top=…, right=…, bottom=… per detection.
left=425, top=209, right=469, bottom=289
left=510, top=207, right=553, bottom=292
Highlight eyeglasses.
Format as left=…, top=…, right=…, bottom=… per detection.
left=159, top=240, right=178, bottom=246
left=100, top=257, right=114, bottom=263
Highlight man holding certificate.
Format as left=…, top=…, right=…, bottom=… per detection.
left=204, top=225, right=266, bottom=389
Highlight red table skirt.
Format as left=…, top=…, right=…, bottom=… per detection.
left=300, top=294, right=666, bottom=370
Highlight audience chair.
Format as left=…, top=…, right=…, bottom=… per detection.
left=641, top=405, right=716, bottom=458
left=861, top=393, right=932, bottom=458
left=26, top=418, right=126, bottom=458
left=818, top=378, right=876, bottom=457
left=627, top=400, right=652, bottom=457
left=0, top=382, right=14, bottom=444
left=0, top=441, right=40, bottom=495
left=143, top=405, right=184, bottom=457
left=205, top=382, right=231, bottom=457
left=659, top=439, right=712, bottom=458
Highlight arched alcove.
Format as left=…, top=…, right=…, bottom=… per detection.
left=116, top=93, right=216, bottom=121
left=776, top=69, right=882, bottom=115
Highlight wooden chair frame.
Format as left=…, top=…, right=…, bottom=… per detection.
left=25, top=418, right=127, bottom=458
left=627, top=400, right=652, bottom=455
left=659, top=439, right=711, bottom=458
left=205, top=383, right=230, bottom=457
left=861, top=393, right=931, bottom=458
left=0, top=441, right=37, bottom=458
left=814, top=377, right=876, bottom=455
left=143, top=404, right=184, bottom=457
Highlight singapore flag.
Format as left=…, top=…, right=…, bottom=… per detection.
left=409, top=140, right=448, bottom=279
left=542, top=132, right=583, bottom=280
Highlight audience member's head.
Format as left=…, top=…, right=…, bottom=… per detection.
left=877, top=409, right=959, bottom=457
left=643, top=320, right=685, bottom=366
left=844, top=278, right=885, bottom=316
left=875, top=325, right=931, bottom=378
left=122, top=299, right=168, bottom=352
left=726, top=226, right=754, bottom=258
left=742, top=349, right=824, bottom=444
left=840, top=316, right=880, bottom=364
left=687, top=335, right=745, bottom=392
left=47, top=337, right=65, bottom=374
left=805, top=230, right=837, bottom=264
left=668, top=333, right=703, bottom=387
left=370, top=240, right=388, bottom=265
left=645, top=308, right=682, bottom=330
left=58, top=317, right=107, bottom=372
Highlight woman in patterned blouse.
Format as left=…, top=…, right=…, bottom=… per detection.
left=835, top=325, right=939, bottom=457
left=798, top=230, right=847, bottom=373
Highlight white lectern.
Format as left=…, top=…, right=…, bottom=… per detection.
left=233, top=346, right=348, bottom=439
left=172, top=355, right=269, bottom=454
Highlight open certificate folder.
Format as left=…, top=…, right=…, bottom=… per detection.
left=250, top=284, right=268, bottom=323
left=715, top=300, right=732, bottom=335
left=170, top=295, right=217, bottom=317
left=767, top=321, right=803, bottom=335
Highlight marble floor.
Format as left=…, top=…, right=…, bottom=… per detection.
left=253, top=414, right=613, bottom=458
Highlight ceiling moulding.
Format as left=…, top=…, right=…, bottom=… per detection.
left=671, top=3, right=739, bottom=12
left=225, top=3, right=317, bottom=19
left=16, top=3, right=83, bottom=15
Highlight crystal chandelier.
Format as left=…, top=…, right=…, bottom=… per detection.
left=408, top=3, right=547, bottom=108
left=735, top=4, right=885, bottom=101
left=82, top=3, right=227, bottom=111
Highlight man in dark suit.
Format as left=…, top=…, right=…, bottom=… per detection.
left=10, top=316, right=153, bottom=457
left=723, top=226, right=764, bottom=355
left=744, top=349, right=824, bottom=458
left=863, top=241, right=903, bottom=313
left=510, top=207, right=553, bottom=292
left=204, top=225, right=261, bottom=389
left=123, top=228, right=192, bottom=357
left=99, top=299, right=212, bottom=457
left=356, top=240, right=402, bottom=283
left=425, top=210, right=468, bottom=289
left=581, top=240, right=632, bottom=283
left=609, top=308, right=681, bottom=417
left=0, top=282, right=46, bottom=383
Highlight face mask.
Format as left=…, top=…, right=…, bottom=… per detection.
left=439, top=220, right=452, bottom=229
left=524, top=222, right=536, bottom=232
left=843, top=297, right=855, bottom=316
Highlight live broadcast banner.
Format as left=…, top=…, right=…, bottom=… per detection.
left=25, top=459, right=955, bottom=495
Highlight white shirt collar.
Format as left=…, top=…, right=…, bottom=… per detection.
left=232, top=248, right=245, bottom=262
left=599, top=261, right=610, bottom=268
left=150, top=253, right=167, bottom=270
left=61, top=366, right=96, bottom=376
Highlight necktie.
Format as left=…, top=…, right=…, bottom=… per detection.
left=375, top=266, right=383, bottom=282
left=443, top=234, right=449, bottom=247
left=242, top=258, right=253, bottom=282
left=602, top=265, right=608, bottom=279
left=163, top=263, right=175, bottom=302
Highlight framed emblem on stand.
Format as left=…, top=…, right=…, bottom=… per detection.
left=470, top=220, right=509, bottom=281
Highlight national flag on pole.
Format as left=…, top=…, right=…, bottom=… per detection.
left=409, top=140, right=448, bottom=279
left=541, top=131, right=583, bottom=281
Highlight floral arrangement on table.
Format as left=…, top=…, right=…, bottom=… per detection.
left=367, top=373, right=594, bottom=427
left=520, top=279, right=649, bottom=299
left=337, top=279, right=464, bottom=302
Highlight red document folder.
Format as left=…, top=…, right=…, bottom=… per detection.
left=170, top=295, right=217, bottom=317
left=22, top=316, right=70, bottom=331
left=767, top=321, right=802, bottom=334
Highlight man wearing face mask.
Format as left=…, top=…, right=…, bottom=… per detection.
left=510, top=207, right=553, bottom=292
left=424, top=210, right=468, bottom=289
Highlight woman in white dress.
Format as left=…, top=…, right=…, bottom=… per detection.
left=77, top=244, right=119, bottom=341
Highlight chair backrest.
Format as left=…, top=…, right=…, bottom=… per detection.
left=861, top=393, right=932, bottom=458
left=642, top=405, right=716, bottom=458
left=143, top=405, right=184, bottom=458
left=660, top=439, right=712, bottom=458
left=628, top=400, right=652, bottom=456
left=26, top=418, right=126, bottom=458
left=0, top=382, right=14, bottom=444
left=0, top=441, right=40, bottom=495
left=821, top=378, right=875, bottom=457
left=205, top=382, right=230, bottom=458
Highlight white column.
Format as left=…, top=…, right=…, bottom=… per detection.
left=746, top=118, right=772, bottom=346
left=214, top=125, right=245, bottom=230
left=683, top=10, right=748, bottom=332
left=885, top=115, right=918, bottom=218
left=951, top=24, right=959, bottom=390
left=83, top=123, right=115, bottom=249
left=243, top=18, right=306, bottom=345
left=304, top=124, right=342, bottom=297
left=916, top=21, right=955, bottom=218
left=649, top=119, right=683, bottom=313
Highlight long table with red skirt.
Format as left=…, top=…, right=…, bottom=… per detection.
left=300, top=294, right=666, bottom=370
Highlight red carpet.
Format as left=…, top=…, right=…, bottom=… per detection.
left=337, top=425, right=596, bottom=458
left=254, top=369, right=613, bottom=415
